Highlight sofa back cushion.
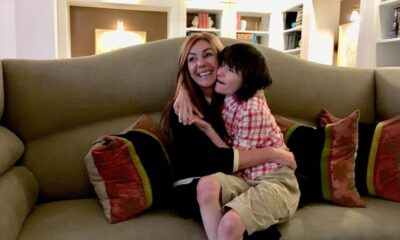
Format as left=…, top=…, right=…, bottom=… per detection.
left=375, top=68, right=400, bottom=120
left=2, top=37, right=377, bottom=202
left=2, top=38, right=184, bottom=202
left=220, top=38, right=376, bottom=124
left=264, top=49, right=375, bottom=123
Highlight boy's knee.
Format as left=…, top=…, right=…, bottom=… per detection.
left=219, top=210, right=245, bottom=239
left=196, top=176, right=220, bottom=205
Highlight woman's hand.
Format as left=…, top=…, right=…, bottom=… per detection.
left=173, top=86, right=203, bottom=125
left=273, top=147, right=297, bottom=171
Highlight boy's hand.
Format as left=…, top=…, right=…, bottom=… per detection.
left=190, top=116, right=211, bottom=133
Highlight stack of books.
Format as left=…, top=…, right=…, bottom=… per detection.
left=237, top=33, right=253, bottom=41
left=389, top=7, right=400, bottom=38
left=284, top=31, right=301, bottom=50
left=296, top=5, right=303, bottom=27
left=197, top=12, right=210, bottom=28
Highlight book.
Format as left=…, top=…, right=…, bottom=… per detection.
left=236, top=33, right=254, bottom=42
left=236, top=13, right=241, bottom=30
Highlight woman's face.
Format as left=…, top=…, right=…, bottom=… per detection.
left=187, top=40, right=219, bottom=97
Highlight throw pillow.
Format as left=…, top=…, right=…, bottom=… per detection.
left=275, top=110, right=365, bottom=207
left=319, top=109, right=400, bottom=202
left=85, top=115, right=172, bottom=223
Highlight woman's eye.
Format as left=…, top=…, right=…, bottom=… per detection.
left=188, top=57, right=196, bottom=63
left=204, top=52, right=214, bottom=57
left=229, top=67, right=235, bottom=73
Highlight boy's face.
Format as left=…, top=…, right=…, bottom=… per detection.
left=215, top=63, right=243, bottom=96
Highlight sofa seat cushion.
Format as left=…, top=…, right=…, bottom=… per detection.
left=17, top=199, right=207, bottom=240
left=278, top=197, right=400, bottom=240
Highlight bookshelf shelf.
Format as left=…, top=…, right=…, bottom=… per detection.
left=284, top=48, right=301, bottom=53
left=377, top=37, right=400, bottom=43
left=235, top=11, right=271, bottom=46
left=186, top=27, right=221, bottom=33
left=376, top=0, right=400, bottom=66
left=380, top=0, right=400, bottom=7
left=283, top=26, right=302, bottom=33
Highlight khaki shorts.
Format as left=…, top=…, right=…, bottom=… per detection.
left=212, top=167, right=300, bottom=234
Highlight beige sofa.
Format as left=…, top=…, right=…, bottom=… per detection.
left=1, top=37, right=399, bottom=240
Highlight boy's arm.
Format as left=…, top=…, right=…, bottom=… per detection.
left=191, top=116, right=229, bottom=148
left=236, top=107, right=297, bottom=170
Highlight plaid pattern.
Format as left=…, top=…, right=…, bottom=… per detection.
left=221, top=91, right=285, bottom=180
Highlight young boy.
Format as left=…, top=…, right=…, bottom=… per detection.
left=192, top=43, right=300, bottom=240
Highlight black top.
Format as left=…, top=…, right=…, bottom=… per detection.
left=169, top=97, right=234, bottom=182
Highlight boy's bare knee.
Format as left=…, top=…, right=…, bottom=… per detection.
left=218, top=210, right=245, bottom=239
left=197, top=176, right=220, bottom=205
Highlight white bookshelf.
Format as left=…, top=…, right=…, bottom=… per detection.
left=376, top=0, right=400, bottom=66
left=282, top=3, right=303, bottom=55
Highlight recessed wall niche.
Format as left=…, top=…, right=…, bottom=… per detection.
left=70, top=6, right=167, bottom=57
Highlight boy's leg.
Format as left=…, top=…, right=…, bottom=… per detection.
left=225, top=167, right=300, bottom=235
left=218, top=209, right=246, bottom=240
left=197, top=173, right=251, bottom=240
left=197, top=175, right=223, bottom=240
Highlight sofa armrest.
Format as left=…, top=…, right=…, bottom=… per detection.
left=0, top=126, right=24, bottom=175
left=0, top=166, right=38, bottom=240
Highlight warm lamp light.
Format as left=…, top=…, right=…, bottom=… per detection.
left=95, top=19, right=146, bottom=54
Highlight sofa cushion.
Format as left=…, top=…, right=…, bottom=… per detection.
left=276, top=111, right=365, bottom=207
left=0, top=166, right=38, bottom=240
left=319, top=109, right=400, bottom=202
left=17, top=199, right=207, bottom=240
left=278, top=197, right=400, bottom=240
left=0, top=126, right=24, bottom=176
left=85, top=115, right=172, bottom=223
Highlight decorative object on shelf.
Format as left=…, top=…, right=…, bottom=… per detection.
left=208, top=16, right=214, bottom=28
left=240, top=19, right=247, bottom=30
left=191, top=16, right=199, bottom=28
left=350, top=5, right=361, bottom=22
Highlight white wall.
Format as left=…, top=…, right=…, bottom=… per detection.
left=0, top=0, right=17, bottom=59
left=13, top=0, right=57, bottom=59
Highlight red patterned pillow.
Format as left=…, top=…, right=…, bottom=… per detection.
left=319, top=109, right=400, bottom=202
left=85, top=115, right=171, bottom=223
left=276, top=111, right=365, bottom=207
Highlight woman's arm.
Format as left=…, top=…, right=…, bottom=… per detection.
left=173, top=86, right=203, bottom=125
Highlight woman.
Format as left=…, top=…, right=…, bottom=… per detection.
left=161, top=33, right=295, bottom=239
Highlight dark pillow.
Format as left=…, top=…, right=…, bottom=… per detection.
left=319, top=109, right=400, bottom=202
left=275, top=110, right=365, bottom=207
left=85, top=116, right=172, bottom=223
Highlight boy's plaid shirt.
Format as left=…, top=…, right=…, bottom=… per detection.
left=221, top=91, right=285, bottom=180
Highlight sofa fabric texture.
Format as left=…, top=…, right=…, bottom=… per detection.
left=1, top=37, right=399, bottom=240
